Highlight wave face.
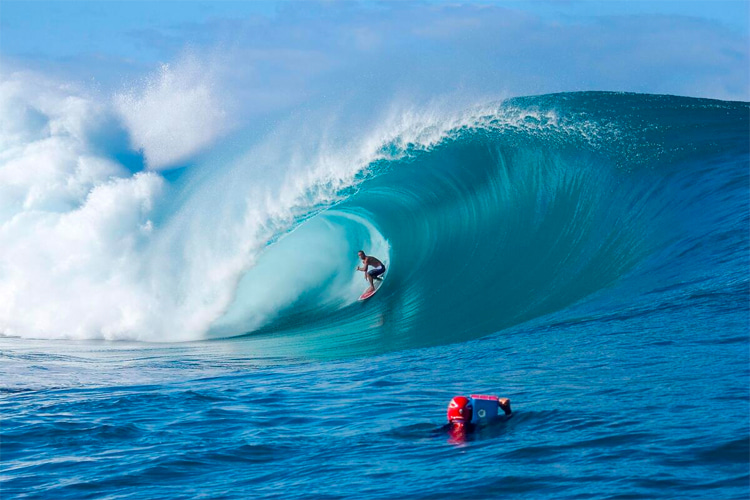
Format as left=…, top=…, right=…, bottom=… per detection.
left=1, top=91, right=748, bottom=356
left=212, top=92, right=749, bottom=356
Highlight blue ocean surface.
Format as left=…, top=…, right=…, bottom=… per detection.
left=1, top=92, right=749, bottom=499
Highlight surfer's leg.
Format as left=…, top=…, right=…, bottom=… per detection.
left=370, top=267, right=385, bottom=281
left=366, top=272, right=375, bottom=292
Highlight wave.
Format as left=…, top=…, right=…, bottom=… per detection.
left=1, top=86, right=748, bottom=355
left=212, top=92, right=750, bottom=357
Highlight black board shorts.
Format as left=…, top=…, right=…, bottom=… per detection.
left=368, top=266, right=385, bottom=278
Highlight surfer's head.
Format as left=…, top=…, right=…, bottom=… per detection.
left=358, top=250, right=366, bottom=259
left=447, top=396, right=473, bottom=425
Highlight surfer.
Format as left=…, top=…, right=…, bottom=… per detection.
left=356, top=250, right=385, bottom=294
left=445, top=395, right=512, bottom=443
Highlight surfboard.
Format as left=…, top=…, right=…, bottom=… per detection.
left=358, top=275, right=384, bottom=301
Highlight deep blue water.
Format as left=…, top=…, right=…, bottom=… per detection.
left=2, top=92, right=749, bottom=498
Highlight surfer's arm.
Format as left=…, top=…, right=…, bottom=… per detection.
left=498, top=398, right=512, bottom=415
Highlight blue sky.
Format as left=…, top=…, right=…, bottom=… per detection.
left=1, top=1, right=748, bottom=103
left=3, top=2, right=747, bottom=57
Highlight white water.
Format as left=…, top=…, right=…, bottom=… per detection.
left=0, top=62, right=471, bottom=341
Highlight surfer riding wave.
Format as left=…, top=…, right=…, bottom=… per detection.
left=357, top=250, right=385, bottom=294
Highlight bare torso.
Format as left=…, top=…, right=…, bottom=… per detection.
left=362, top=256, right=383, bottom=268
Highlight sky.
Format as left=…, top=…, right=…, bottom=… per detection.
left=1, top=1, right=748, bottom=102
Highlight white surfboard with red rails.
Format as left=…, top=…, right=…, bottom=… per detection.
left=358, top=275, right=385, bottom=301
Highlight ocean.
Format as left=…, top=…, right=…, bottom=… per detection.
left=2, top=92, right=748, bottom=498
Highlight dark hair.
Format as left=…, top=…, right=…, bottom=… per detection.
left=358, top=250, right=365, bottom=255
